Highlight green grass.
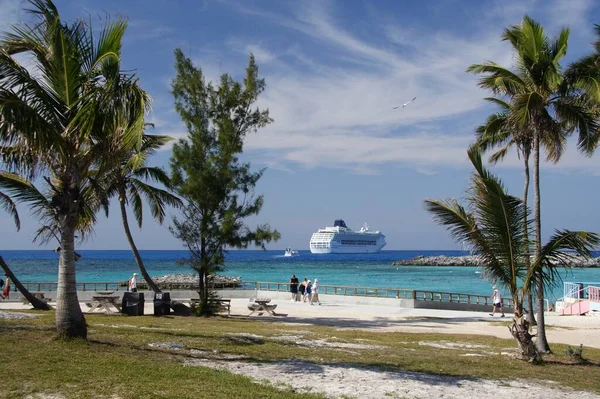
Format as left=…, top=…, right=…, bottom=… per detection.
left=1, top=311, right=600, bottom=398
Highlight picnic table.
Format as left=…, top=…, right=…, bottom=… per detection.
left=86, top=295, right=121, bottom=313
left=248, top=298, right=278, bottom=316
left=22, top=292, right=51, bottom=304
left=183, top=298, right=232, bottom=315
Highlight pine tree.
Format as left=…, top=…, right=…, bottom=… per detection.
left=169, top=49, right=280, bottom=315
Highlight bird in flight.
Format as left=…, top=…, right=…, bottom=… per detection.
left=393, top=96, right=417, bottom=109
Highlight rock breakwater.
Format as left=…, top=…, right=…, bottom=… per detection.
left=393, top=255, right=600, bottom=267
left=123, top=274, right=242, bottom=290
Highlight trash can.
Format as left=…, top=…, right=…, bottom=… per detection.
left=153, top=292, right=171, bottom=316
left=121, top=292, right=144, bottom=316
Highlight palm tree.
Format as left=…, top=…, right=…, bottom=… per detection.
left=106, top=134, right=182, bottom=293
left=425, top=146, right=598, bottom=361
left=0, top=0, right=148, bottom=338
left=475, top=98, right=536, bottom=325
left=0, top=182, right=51, bottom=310
left=467, top=15, right=599, bottom=353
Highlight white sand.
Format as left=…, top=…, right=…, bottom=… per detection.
left=223, top=299, right=600, bottom=349
left=184, top=358, right=598, bottom=399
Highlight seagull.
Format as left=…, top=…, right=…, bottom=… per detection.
left=393, top=96, right=417, bottom=109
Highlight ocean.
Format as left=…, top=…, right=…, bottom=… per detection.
left=2, top=249, right=600, bottom=302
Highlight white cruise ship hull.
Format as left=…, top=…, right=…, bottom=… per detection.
left=310, top=243, right=386, bottom=254
left=309, top=219, right=386, bottom=254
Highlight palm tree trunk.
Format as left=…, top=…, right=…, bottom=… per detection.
left=0, top=256, right=51, bottom=310
left=533, top=130, right=550, bottom=353
left=522, top=151, right=536, bottom=325
left=119, top=196, right=161, bottom=293
left=55, top=215, right=87, bottom=339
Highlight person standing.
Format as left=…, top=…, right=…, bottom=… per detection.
left=2, top=274, right=10, bottom=300
left=128, top=273, right=138, bottom=292
left=289, top=274, right=299, bottom=302
left=310, top=278, right=321, bottom=305
left=299, top=278, right=307, bottom=302
left=490, top=285, right=505, bottom=317
left=305, top=280, right=312, bottom=303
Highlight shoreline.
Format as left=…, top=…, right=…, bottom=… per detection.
left=393, top=255, right=600, bottom=268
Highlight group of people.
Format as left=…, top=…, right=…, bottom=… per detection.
left=289, top=274, right=321, bottom=305
left=0, top=274, right=11, bottom=300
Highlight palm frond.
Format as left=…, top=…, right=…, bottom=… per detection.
left=488, top=143, right=512, bottom=164
left=483, top=97, right=511, bottom=110
left=0, top=171, right=49, bottom=218
left=0, top=190, right=20, bottom=230
left=552, top=97, right=600, bottom=156
left=132, top=166, right=177, bottom=190
left=564, top=54, right=600, bottom=100
left=129, top=184, right=143, bottom=228
left=512, top=91, right=544, bottom=128
left=466, top=63, right=527, bottom=95
left=525, top=230, right=600, bottom=293
left=130, top=179, right=182, bottom=225
left=426, top=147, right=529, bottom=301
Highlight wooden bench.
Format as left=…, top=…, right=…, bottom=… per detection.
left=183, top=298, right=231, bottom=315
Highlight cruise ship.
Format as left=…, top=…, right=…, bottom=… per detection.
left=309, top=219, right=386, bottom=254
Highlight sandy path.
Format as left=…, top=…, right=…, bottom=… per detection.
left=184, top=358, right=599, bottom=399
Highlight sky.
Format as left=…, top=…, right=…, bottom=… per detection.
left=1, top=0, right=600, bottom=251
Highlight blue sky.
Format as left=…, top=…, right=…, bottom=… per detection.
left=2, top=0, right=600, bottom=251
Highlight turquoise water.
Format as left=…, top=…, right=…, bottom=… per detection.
left=3, top=249, right=600, bottom=302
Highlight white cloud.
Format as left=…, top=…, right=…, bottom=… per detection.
left=159, top=0, right=600, bottom=175
left=244, top=44, right=276, bottom=63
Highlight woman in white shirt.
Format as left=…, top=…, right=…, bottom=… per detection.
left=310, top=278, right=321, bottom=305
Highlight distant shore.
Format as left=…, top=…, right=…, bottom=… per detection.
left=393, top=255, right=600, bottom=268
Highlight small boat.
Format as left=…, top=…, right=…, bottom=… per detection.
left=284, top=248, right=299, bottom=257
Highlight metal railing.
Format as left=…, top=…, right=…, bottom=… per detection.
left=16, top=281, right=250, bottom=292
left=560, top=281, right=600, bottom=302
left=16, top=282, right=124, bottom=292
left=16, top=280, right=513, bottom=308
left=413, top=290, right=513, bottom=308
left=589, top=286, right=600, bottom=303
left=250, top=281, right=513, bottom=307
left=556, top=282, right=600, bottom=315
left=251, top=281, right=415, bottom=299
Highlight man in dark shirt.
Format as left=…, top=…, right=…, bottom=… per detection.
left=289, top=274, right=299, bottom=301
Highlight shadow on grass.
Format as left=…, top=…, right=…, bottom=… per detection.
left=229, top=314, right=495, bottom=330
